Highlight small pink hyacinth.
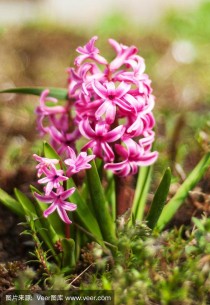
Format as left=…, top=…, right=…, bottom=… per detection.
left=36, top=89, right=66, bottom=116
left=79, top=119, right=125, bottom=162
left=38, top=165, right=68, bottom=195
left=34, top=187, right=77, bottom=224
left=64, top=146, right=95, bottom=177
left=105, top=138, right=158, bottom=176
left=92, top=80, right=132, bottom=124
left=108, top=38, right=138, bottom=71
left=33, top=154, right=59, bottom=177
left=75, top=36, right=107, bottom=66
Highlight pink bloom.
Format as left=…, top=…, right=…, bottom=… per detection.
left=79, top=119, right=125, bottom=162
left=75, top=36, right=107, bottom=66
left=92, top=80, right=132, bottom=124
left=36, top=89, right=66, bottom=115
left=108, top=38, right=138, bottom=71
left=67, top=63, right=103, bottom=96
left=47, top=125, right=81, bottom=154
left=64, top=146, right=95, bottom=177
left=33, top=154, right=59, bottom=177
left=126, top=112, right=155, bottom=137
left=34, top=187, right=76, bottom=224
left=105, top=138, right=158, bottom=176
left=38, top=165, right=68, bottom=195
left=36, top=89, right=67, bottom=134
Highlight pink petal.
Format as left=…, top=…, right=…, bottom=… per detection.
left=105, top=125, right=125, bottom=142
left=79, top=119, right=96, bottom=139
left=43, top=203, right=57, bottom=217
left=60, top=188, right=76, bottom=200
left=62, top=202, right=77, bottom=211
left=115, top=81, right=131, bottom=98
left=34, top=192, right=53, bottom=203
left=57, top=207, right=72, bottom=224
left=92, top=80, right=107, bottom=99
left=101, top=142, right=114, bottom=162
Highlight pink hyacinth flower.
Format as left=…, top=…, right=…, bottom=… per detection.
left=105, top=138, right=158, bottom=176
left=64, top=146, right=95, bottom=177
left=38, top=165, right=68, bottom=195
left=33, top=154, right=59, bottom=177
left=36, top=89, right=66, bottom=117
left=75, top=36, right=107, bottom=66
left=92, top=80, right=132, bottom=124
left=34, top=187, right=77, bottom=224
left=108, top=38, right=138, bottom=71
left=79, top=119, right=125, bottom=162
left=47, top=125, right=81, bottom=154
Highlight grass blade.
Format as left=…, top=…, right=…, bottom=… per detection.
left=0, top=87, right=68, bottom=100
left=146, top=167, right=171, bottom=229
left=157, top=153, right=210, bottom=230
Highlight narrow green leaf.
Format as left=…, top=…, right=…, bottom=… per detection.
left=157, top=153, right=210, bottom=230
left=14, top=189, right=58, bottom=259
left=14, top=188, right=36, bottom=217
left=146, top=167, right=171, bottom=229
left=86, top=149, right=116, bottom=245
left=61, top=238, right=75, bottom=271
left=0, top=188, right=24, bottom=216
left=43, top=142, right=61, bottom=160
left=67, top=179, right=104, bottom=245
left=0, top=87, right=68, bottom=100
left=132, top=166, right=152, bottom=221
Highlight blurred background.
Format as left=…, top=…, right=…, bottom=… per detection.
left=0, top=0, right=209, bottom=218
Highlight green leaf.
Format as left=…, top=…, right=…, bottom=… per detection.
left=146, top=167, right=171, bottom=229
left=61, top=238, right=75, bottom=271
left=14, top=188, right=59, bottom=260
left=0, top=188, right=24, bottom=216
left=86, top=149, right=116, bottom=245
left=14, top=188, right=37, bottom=217
left=131, top=166, right=152, bottom=221
left=0, top=87, right=68, bottom=100
left=157, top=152, right=210, bottom=230
left=67, top=178, right=104, bottom=245
left=43, top=142, right=61, bottom=160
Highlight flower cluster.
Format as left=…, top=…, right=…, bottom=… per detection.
left=36, top=36, right=158, bottom=176
left=33, top=149, right=95, bottom=223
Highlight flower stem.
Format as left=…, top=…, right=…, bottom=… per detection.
left=115, top=175, right=134, bottom=217
left=65, top=223, right=70, bottom=239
